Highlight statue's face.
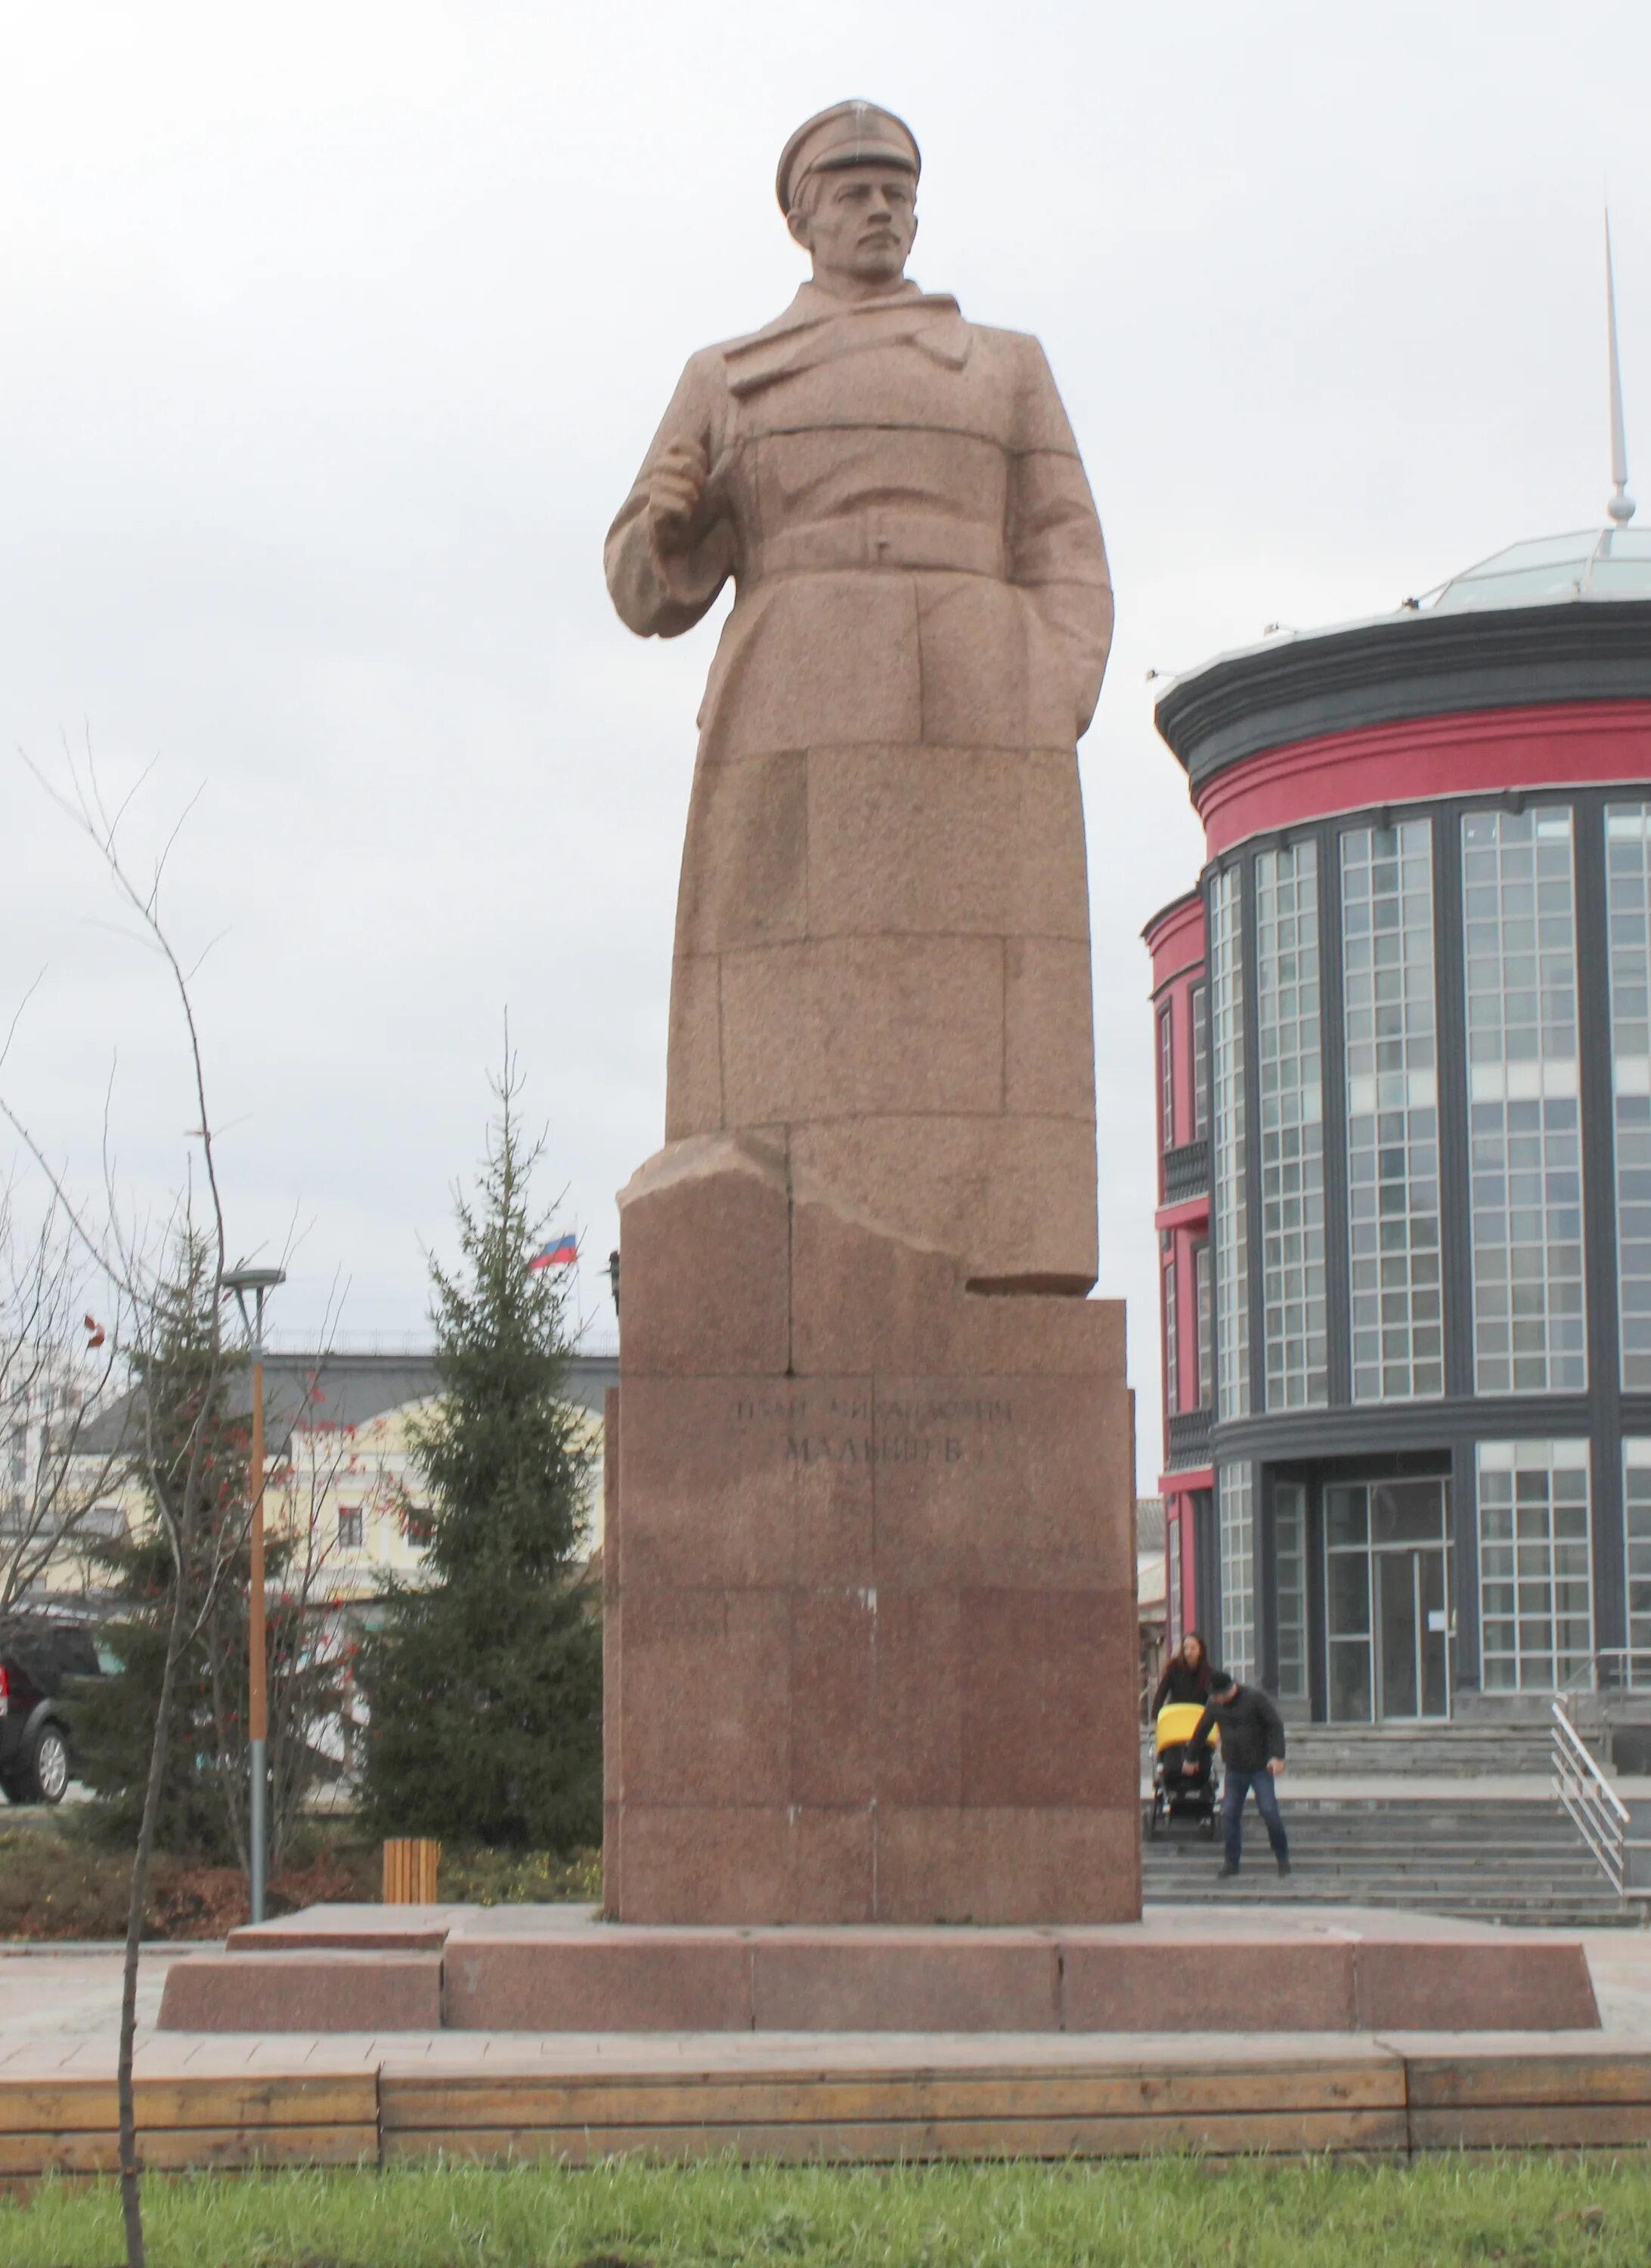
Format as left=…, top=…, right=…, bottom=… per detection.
left=790, top=163, right=917, bottom=287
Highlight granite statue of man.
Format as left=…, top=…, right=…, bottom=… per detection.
left=606, top=101, right=1113, bottom=1294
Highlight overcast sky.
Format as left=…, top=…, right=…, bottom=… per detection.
left=2, top=2, right=1646, bottom=1475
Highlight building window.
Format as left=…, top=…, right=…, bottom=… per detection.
left=1255, top=841, right=1326, bottom=1408
left=1191, top=981, right=1210, bottom=1142
left=1218, top=1461, right=1254, bottom=1681
left=1210, top=865, right=1250, bottom=1421
left=1194, top=1241, right=1213, bottom=1409
left=1343, top=820, right=1442, bottom=1401
left=1476, top=1440, right=1592, bottom=1691
left=336, top=1504, right=363, bottom=1553
left=1625, top=1441, right=1651, bottom=1688
left=1324, top=1477, right=1451, bottom=1720
left=1158, top=1003, right=1175, bottom=1151
left=1463, top=807, right=1586, bottom=1393
left=404, top=1507, right=435, bottom=1548
left=1274, top=1479, right=1309, bottom=1703
left=1607, top=805, right=1651, bottom=1390
left=1166, top=1509, right=1182, bottom=1651
left=1163, top=1256, right=1179, bottom=1416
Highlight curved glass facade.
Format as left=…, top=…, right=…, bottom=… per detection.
left=1194, top=788, right=1651, bottom=1714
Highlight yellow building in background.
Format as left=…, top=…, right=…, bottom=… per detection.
left=51, top=1343, right=616, bottom=1615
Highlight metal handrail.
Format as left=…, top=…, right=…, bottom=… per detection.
left=1551, top=1696, right=1631, bottom=1898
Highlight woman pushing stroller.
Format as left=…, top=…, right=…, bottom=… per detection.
left=1147, top=1634, right=1220, bottom=1838
left=1151, top=1631, right=1215, bottom=1715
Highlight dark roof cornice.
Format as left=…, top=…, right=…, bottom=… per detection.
left=1154, top=599, right=1651, bottom=789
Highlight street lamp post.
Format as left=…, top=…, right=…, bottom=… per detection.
left=221, top=1264, right=286, bottom=1924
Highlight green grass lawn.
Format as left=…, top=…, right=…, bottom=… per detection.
left=5, top=2155, right=1651, bottom=2266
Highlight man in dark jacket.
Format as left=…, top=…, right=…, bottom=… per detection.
left=1186, top=1670, right=1290, bottom=1880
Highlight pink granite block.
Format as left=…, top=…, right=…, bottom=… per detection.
left=875, top=1805, right=1138, bottom=1925
left=225, top=1905, right=457, bottom=1954
left=617, top=1136, right=790, bottom=1377
left=1353, top=1939, right=1600, bottom=2031
left=618, top=1585, right=791, bottom=1806
left=157, top=1951, right=441, bottom=2033
left=869, top=1377, right=1133, bottom=1591
left=442, top=1932, right=752, bottom=2031
left=616, top=1374, right=874, bottom=1591
left=789, top=1808, right=877, bottom=1923
left=788, top=1589, right=877, bottom=1805
left=751, top=1930, right=1061, bottom=2031
left=874, top=1587, right=964, bottom=1808
left=611, top=1805, right=798, bottom=1926
left=788, top=1178, right=1125, bottom=1377
left=1062, top=1935, right=1357, bottom=2033
left=958, top=1586, right=1134, bottom=1809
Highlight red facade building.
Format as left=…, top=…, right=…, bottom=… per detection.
left=1145, top=527, right=1651, bottom=1719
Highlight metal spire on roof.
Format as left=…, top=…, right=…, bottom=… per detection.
left=1607, top=209, right=1636, bottom=526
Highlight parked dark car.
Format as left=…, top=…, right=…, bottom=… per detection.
left=0, top=1615, right=103, bottom=1805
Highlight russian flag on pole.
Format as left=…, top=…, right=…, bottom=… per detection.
left=528, top=1233, right=578, bottom=1272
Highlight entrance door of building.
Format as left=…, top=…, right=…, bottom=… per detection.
left=1375, top=1543, right=1450, bottom=1720
left=1324, top=1476, right=1452, bottom=1722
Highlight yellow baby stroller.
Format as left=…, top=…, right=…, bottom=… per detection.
left=1148, top=1700, right=1220, bottom=1838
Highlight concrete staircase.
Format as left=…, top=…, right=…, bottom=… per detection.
left=1141, top=1720, right=1645, bottom=1925
left=1145, top=1796, right=1631, bottom=1926
left=1278, top=1725, right=1557, bottom=1777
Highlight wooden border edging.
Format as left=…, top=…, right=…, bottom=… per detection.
left=2, top=2051, right=1649, bottom=2175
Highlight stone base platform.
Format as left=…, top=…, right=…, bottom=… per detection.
left=157, top=1903, right=1601, bottom=2036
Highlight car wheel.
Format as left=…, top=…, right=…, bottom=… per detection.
left=25, top=1724, right=70, bottom=1805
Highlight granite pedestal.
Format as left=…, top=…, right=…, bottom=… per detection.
left=602, top=1134, right=1139, bottom=1926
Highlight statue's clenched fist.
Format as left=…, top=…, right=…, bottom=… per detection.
left=648, top=441, right=708, bottom=554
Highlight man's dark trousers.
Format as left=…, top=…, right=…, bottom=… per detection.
left=1222, top=1768, right=1289, bottom=1870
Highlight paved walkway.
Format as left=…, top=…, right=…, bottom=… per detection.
left=3, top=1910, right=1649, bottom=2081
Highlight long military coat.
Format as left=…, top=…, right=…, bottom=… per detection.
left=606, top=279, right=1113, bottom=1289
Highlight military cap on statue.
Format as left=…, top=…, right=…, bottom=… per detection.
left=775, top=100, right=921, bottom=215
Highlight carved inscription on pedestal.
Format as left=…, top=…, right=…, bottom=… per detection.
left=729, top=1392, right=1015, bottom=1470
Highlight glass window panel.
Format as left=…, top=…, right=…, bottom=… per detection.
left=1327, top=1548, right=1371, bottom=1637
left=1325, top=1485, right=1368, bottom=1549
left=1462, top=809, right=1587, bottom=1393
left=1329, top=1638, right=1374, bottom=1723
left=1255, top=842, right=1326, bottom=1408
left=1210, top=866, right=1250, bottom=1420
left=1625, top=1445, right=1651, bottom=1687
left=1343, top=820, right=1442, bottom=1402
left=1194, top=1242, right=1213, bottom=1411
left=1371, top=1479, right=1449, bottom=1548
left=1218, top=1462, right=1255, bottom=1681
left=1608, top=808, right=1651, bottom=1390
left=1274, top=1480, right=1309, bottom=1702
left=1476, top=1441, right=1593, bottom=1690
left=1191, top=981, right=1210, bottom=1143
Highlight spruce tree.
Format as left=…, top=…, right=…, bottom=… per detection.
left=355, top=1063, right=602, bottom=1850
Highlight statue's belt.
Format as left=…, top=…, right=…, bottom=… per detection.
left=746, top=514, right=1004, bottom=579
